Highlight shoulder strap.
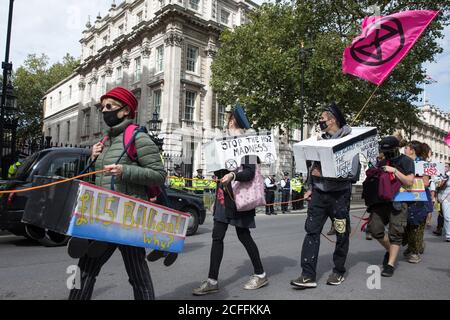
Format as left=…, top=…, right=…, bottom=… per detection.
left=111, top=124, right=147, bottom=191
left=123, top=124, right=140, bottom=161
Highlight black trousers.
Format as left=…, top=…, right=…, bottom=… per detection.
left=208, top=220, right=264, bottom=280
left=265, top=190, right=275, bottom=214
left=281, top=190, right=290, bottom=212
left=68, top=243, right=155, bottom=300
left=292, top=191, right=304, bottom=210
left=300, top=188, right=351, bottom=280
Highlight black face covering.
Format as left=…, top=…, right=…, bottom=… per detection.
left=319, top=120, right=328, bottom=131
left=103, top=106, right=126, bottom=127
left=383, top=149, right=399, bottom=160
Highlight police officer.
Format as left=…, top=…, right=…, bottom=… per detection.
left=291, top=173, right=304, bottom=210
left=280, top=172, right=291, bottom=213
left=169, top=165, right=185, bottom=190
left=8, top=158, right=22, bottom=179
left=264, top=175, right=277, bottom=215
left=193, top=169, right=206, bottom=194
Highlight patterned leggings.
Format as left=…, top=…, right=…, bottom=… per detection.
left=404, top=220, right=426, bottom=254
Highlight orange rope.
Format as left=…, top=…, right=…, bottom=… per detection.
left=320, top=210, right=368, bottom=244
left=0, top=170, right=107, bottom=194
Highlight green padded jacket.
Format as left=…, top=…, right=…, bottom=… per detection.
left=94, top=118, right=166, bottom=200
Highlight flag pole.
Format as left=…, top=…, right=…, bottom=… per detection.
left=352, top=83, right=381, bottom=125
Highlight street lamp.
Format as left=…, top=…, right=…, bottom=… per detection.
left=148, top=111, right=162, bottom=133
left=147, top=111, right=163, bottom=151
left=0, top=0, right=15, bottom=179
left=298, top=41, right=313, bottom=142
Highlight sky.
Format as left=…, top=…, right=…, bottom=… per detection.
left=0, top=1, right=449, bottom=111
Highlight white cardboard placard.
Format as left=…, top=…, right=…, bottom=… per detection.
left=204, top=131, right=277, bottom=172
left=293, top=127, right=378, bottom=178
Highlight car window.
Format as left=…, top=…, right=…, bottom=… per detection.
left=45, top=155, right=80, bottom=178
left=14, top=150, right=51, bottom=181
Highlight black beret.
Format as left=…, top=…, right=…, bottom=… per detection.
left=325, top=102, right=347, bottom=127
left=379, top=136, right=400, bottom=151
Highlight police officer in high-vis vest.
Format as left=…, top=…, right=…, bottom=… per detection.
left=291, top=173, right=304, bottom=210
left=8, top=160, right=22, bottom=179
left=193, top=169, right=207, bottom=194
left=169, top=165, right=185, bottom=190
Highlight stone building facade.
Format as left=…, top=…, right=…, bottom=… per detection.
left=43, top=0, right=257, bottom=178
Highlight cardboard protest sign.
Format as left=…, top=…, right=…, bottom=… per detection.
left=293, top=127, right=378, bottom=178
left=204, top=131, right=277, bottom=172
left=22, top=177, right=189, bottom=253
left=393, top=177, right=427, bottom=202
left=414, top=161, right=445, bottom=176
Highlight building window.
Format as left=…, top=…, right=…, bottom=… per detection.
left=134, top=57, right=142, bottom=82
left=56, top=124, right=60, bottom=143
left=101, top=75, right=106, bottom=93
left=118, top=24, right=124, bottom=36
left=153, top=90, right=162, bottom=115
left=116, top=66, right=123, bottom=81
left=159, top=0, right=164, bottom=8
left=48, top=127, right=51, bottom=138
left=156, top=45, right=164, bottom=73
left=87, top=83, right=92, bottom=99
left=90, top=45, right=94, bottom=56
left=218, top=104, right=226, bottom=127
left=186, top=45, right=198, bottom=73
left=185, top=91, right=196, bottom=121
left=83, top=111, right=91, bottom=136
left=136, top=11, right=143, bottom=24
left=103, top=35, right=108, bottom=47
left=96, top=107, right=103, bottom=133
left=220, top=9, right=230, bottom=25
left=67, top=121, right=71, bottom=142
left=58, top=91, right=62, bottom=105
left=69, top=85, right=72, bottom=100
left=189, top=0, right=199, bottom=11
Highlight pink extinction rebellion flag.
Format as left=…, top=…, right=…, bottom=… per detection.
left=343, top=10, right=439, bottom=85
left=445, top=131, right=450, bottom=148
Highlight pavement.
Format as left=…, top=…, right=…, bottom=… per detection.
left=0, top=207, right=449, bottom=300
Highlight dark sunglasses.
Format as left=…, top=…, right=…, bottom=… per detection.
left=98, top=103, right=124, bottom=111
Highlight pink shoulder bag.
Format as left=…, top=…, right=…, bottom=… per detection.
left=229, top=164, right=266, bottom=212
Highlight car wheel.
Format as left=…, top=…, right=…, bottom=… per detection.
left=185, top=207, right=199, bottom=236
left=37, top=231, right=70, bottom=247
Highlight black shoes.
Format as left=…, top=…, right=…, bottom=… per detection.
left=290, top=275, right=317, bottom=289
left=146, top=250, right=178, bottom=266
left=381, top=264, right=395, bottom=277
left=327, top=227, right=336, bottom=236
left=326, top=273, right=345, bottom=285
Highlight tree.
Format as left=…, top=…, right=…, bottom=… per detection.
left=13, top=53, right=79, bottom=141
left=211, top=1, right=450, bottom=135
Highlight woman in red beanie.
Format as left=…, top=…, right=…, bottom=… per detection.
left=68, top=87, right=167, bottom=300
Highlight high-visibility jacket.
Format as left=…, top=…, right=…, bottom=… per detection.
left=169, top=175, right=185, bottom=189
left=291, top=178, right=303, bottom=193
left=8, top=161, right=21, bottom=178
left=192, top=176, right=210, bottom=191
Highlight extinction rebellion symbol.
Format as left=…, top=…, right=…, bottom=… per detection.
left=350, top=17, right=405, bottom=66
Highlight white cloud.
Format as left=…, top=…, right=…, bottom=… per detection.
left=0, top=0, right=111, bottom=67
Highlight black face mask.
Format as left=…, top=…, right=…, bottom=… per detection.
left=319, top=120, right=328, bottom=131
left=383, top=149, right=399, bottom=160
left=103, top=106, right=126, bottom=127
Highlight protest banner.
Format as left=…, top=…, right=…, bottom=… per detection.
left=204, top=131, right=277, bottom=172
left=393, top=177, right=427, bottom=202
left=293, top=127, right=378, bottom=178
left=414, top=161, right=445, bottom=176
left=22, top=176, right=189, bottom=253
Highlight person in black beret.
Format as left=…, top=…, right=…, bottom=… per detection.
left=291, top=102, right=361, bottom=289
